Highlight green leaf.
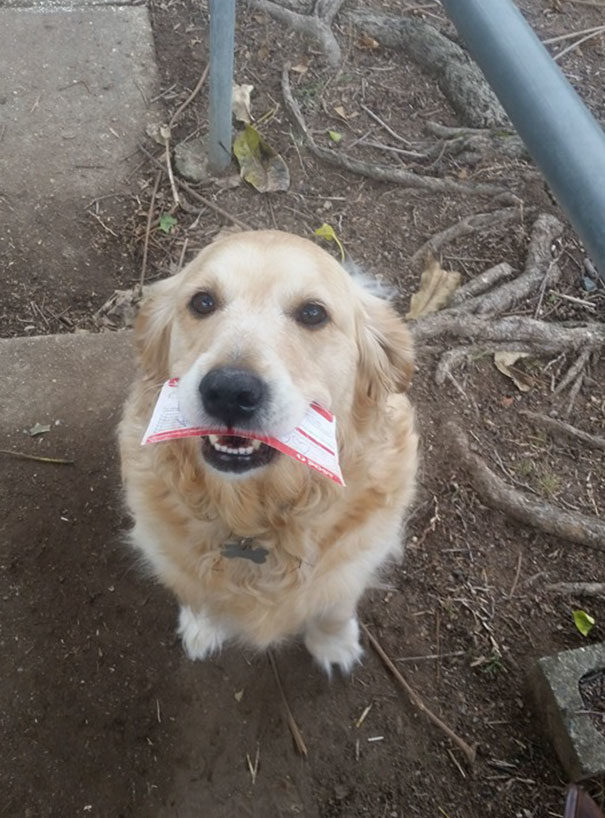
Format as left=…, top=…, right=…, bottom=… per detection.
left=572, top=609, right=595, bottom=637
left=314, top=222, right=345, bottom=261
left=233, top=124, right=290, bottom=193
left=328, top=130, right=342, bottom=144
left=159, top=213, right=177, bottom=234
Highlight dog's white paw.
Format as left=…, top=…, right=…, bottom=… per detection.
left=304, top=616, right=363, bottom=676
left=177, top=606, right=228, bottom=661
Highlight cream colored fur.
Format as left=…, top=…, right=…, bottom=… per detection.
left=119, top=230, right=418, bottom=674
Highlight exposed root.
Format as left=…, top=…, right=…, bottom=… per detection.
left=410, top=208, right=520, bottom=271
left=250, top=0, right=345, bottom=66
left=414, top=313, right=605, bottom=355
left=520, top=410, right=605, bottom=452
left=448, top=263, right=514, bottom=308
left=455, top=214, right=563, bottom=316
left=281, top=66, right=513, bottom=199
left=546, top=582, right=605, bottom=598
left=342, top=8, right=507, bottom=128
left=553, top=348, right=591, bottom=394
left=425, top=121, right=528, bottom=161
left=447, top=423, right=605, bottom=551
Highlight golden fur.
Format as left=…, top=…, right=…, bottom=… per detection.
left=119, top=230, right=418, bottom=673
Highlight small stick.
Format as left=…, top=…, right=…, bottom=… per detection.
left=268, top=651, right=308, bottom=757
left=520, top=410, right=605, bottom=452
left=554, top=27, right=605, bottom=61
left=138, top=144, right=252, bottom=230
left=396, top=650, right=466, bottom=662
left=508, top=551, right=523, bottom=599
left=361, top=623, right=477, bottom=766
left=164, top=138, right=180, bottom=207
left=0, top=449, right=74, bottom=465
left=169, top=63, right=209, bottom=129
left=140, top=170, right=162, bottom=289
left=360, top=103, right=414, bottom=146
left=546, top=582, right=605, bottom=597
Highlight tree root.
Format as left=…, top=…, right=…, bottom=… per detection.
left=281, top=66, right=514, bottom=199
left=341, top=8, right=508, bottom=128
left=448, top=263, right=514, bottom=308
left=520, top=410, right=605, bottom=452
left=250, top=0, right=346, bottom=66
left=546, top=582, right=605, bottom=598
left=447, top=423, right=605, bottom=551
left=410, top=208, right=520, bottom=271
left=425, top=121, right=528, bottom=162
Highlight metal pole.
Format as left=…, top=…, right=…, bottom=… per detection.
left=440, top=0, right=605, bottom=279
left=208, top=0, right=236, bottom=173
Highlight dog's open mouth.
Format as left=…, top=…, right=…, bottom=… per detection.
left=201, top=434, right=277, bottom=473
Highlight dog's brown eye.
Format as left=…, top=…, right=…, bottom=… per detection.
left=190, top=291, right=216, bottom=317
left=295, top=301, right=329, bottom=328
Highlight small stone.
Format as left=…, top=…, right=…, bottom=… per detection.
left=174, top=139, right=209, bottom=183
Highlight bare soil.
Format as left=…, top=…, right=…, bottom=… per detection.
left=2, top=2, right=604, bottom=817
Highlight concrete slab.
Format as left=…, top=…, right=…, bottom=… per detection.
left=0, top=6, right=159, bottom=199
left=530, top=642, right=605, bottom=781
left=0, top=331, right=134, bottom=436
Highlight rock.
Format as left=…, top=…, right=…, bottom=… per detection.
left=174, top=139, right=209, bottom=183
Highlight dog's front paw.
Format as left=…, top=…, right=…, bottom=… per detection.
left=177, top=606, right=228, bottom=661
left=304, top=616, right=363, bottom=676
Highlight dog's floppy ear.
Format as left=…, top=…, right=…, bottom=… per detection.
left=134, top=276, right=179, bottom=380
left=355, top=281, right=415, bottom=400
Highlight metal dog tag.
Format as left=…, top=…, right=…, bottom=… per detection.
left=221, top=539, right=269, bottom=564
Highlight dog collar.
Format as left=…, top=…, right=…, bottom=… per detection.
left=221, top=537, right=269, bottom=564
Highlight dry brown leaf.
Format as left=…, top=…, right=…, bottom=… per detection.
left=406, top=256, right=461, bottom=319
left=493, top=351, right=535, bottom=393
left=357, top=34, right=380, bottom=49
left=291, top=62, right=309, bottom=75
left=232, top=83, right=254, bottom=124
left=333, top=105, right=348, bottom=120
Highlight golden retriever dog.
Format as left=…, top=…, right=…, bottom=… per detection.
left=119, top=230, right=417, bottom=674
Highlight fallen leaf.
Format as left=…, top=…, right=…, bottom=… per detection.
left=234, top=689, right=244, bottom=703
left=333, top=105, right=348, bottom=120
left=357, top=34, right=380, bottom=49
left=233, top=124, right=290, bottom=193
left=406, top=256, right=461, bottom=319
left=328, top=130, right=342, bottom=144
left=315, top=222, right=345, bottom=261
left=494, top=352, right=534, bottom=393
left=29, top=423, right=51, bottom=437
left=572, top=609, right=595, bottom=637
left=232, top=83, right=254, bottom=124
left=159, top=213, right=177, bottom=234
left=291, top=62, right=309, bottom=75
left=500, top=395, right=514, bottom=408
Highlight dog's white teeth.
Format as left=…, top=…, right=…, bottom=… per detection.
left=209, top=435, right=219, bottom=445
left=250, top=439, right=262, bottom=451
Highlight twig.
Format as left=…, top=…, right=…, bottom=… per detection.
left=553, top=348, right=591, bottom=394
left=169, top=63, right=209, bottom=129
left=268, top=651, right=308, bottom=757
left=361, top=623, right=477, bottom=766
left=508, top=551, right=523, bottom=599
left=565, top=368, right=585, bottom=417
left=396, top=650, right=466, bottom=662
left=140, top=170, right=162, bottom=289
left=546, top=582, right=605, bottom=597
left=360, top=103, right=414, bottom=146
left=520, top=410, right=605, bottom=451
left=164, top=138, right=180, bottom=207
left=138, top=144, right=251, bottom=230
left=446, top=422, right=605, bottom=551
left=281, top=66, right=513, bottom=199
left=246, top=744, right=260, bottom=785
left=543, top=24, right=605, bottom=45
left=410, top=208, right=519, bottom=270
left=554, top=27, right=605, bottom=61
left=0, top=449, right=74, bottom=465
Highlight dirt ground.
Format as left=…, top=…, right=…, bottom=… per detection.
left=2, top=1, right=604, bottom=816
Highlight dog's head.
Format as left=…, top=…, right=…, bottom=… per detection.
left=136, top=230, right=413, bottom=477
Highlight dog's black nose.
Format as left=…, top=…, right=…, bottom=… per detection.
left=199, top=367, right=267, bottom=427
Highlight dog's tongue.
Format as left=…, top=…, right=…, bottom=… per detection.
left=141, top=379, right=345, bottom=486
